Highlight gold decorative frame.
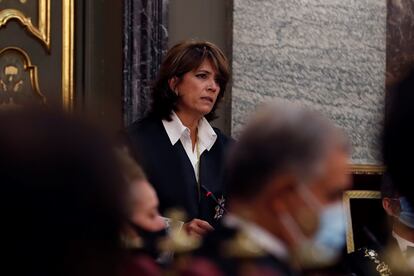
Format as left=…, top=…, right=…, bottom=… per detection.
left=62, top=0, right=74, bottom=110
left=0, top=0, right=51, bottom=51
left=0, top=1, right=74, bottom=109
left=350, top=164, right=385, bottom=175
left=343, top=190, right=381, bottom=253
left=0, top=46, right=46, bottom=104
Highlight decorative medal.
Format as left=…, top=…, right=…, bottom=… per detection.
left=214, top=195, right=226, bottom=220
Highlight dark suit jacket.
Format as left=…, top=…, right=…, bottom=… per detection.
left=346, top=237, right=406, bottom=276
left=185, top=222, right=299, bottom=276
left=126, top=115, right=232, bottom=225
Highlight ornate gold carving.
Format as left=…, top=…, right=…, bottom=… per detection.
left=350, top=164, right=385, bottom=175
left=361, top=248, right=392, bottom=276
left=0, top=0, right=51, bottom=51
left=62, top=0, right=74, bottom=110
left=0, top=47, right=46, bottom=107
left=1, top=65, right=23, bottom=92
left=343, top=190, right=381, bottom=253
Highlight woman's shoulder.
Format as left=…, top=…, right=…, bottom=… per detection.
left=212, top=127, right=234, bottom=146
left=127, top=116, right=163, bottom=138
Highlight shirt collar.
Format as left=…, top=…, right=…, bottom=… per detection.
left=392, top=231, right=414, bottom=253
left=162, top=111, right=217, bottom=150
left=162, top=111, right=188, bottom=145
left=223, top=213, right=289, bottom=260
left=197, top=116, right=217, bottom=151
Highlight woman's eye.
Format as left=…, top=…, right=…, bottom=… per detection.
left=196, top=74, right=207, bottom=79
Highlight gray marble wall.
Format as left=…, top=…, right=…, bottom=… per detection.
left=232, top=0, right=386, bottom=165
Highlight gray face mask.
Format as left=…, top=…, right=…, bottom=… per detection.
left=280, top=185, right=346, bottom=268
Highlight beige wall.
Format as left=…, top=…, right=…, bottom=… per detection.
left=168, top=0, right=233, bottom=135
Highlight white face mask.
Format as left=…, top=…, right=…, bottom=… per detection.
left=280, top=185, right=346, bottom=268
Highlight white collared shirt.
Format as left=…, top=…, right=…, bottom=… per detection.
left=162, top=111, right=217, bottom=182
left=392, top=231, right=414, bottom=255
left=223, top=213, right=289, bottom=260
left=393, top=231, right=414, bottom=268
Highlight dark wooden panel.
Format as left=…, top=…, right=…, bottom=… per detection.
left=82, top=0, right=124, bottom=132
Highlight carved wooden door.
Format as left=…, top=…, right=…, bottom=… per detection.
left=0, top=0, right=74, bottom=109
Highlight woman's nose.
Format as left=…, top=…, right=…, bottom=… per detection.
left=208, top=79, right=219, bottom=92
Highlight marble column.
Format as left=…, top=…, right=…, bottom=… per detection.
left=232, top=0, right=386, bottom=165
left=123, top=0, right=169, bottom=125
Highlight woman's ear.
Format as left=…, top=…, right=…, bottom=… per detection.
left=168, top=77, right=179, bottom=95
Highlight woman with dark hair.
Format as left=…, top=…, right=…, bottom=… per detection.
left=127, top=40, right=232, bottom=237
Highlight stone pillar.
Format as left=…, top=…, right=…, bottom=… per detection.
left=123, top=0, right=169, bottom=125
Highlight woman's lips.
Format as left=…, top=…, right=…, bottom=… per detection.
left=200, top=96, right=214, bottom=103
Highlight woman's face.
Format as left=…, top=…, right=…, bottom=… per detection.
left=172, top=59, right=221, bottom=118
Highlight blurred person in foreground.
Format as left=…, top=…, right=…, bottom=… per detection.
left=383, top=68, right=414, bottom=208
left=116, top=149, right=166, bottom=276
left=347, top=175, right=414, bottom=275
left=179, top=100, right=352, bottom=275
left=0, top=108, right=128, bottom=276
left=126, top=40, right=232, bottom=237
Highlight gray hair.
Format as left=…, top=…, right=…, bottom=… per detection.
left=226, top=99, right=348, bottom=199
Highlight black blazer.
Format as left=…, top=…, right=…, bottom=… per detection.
left=346, top=237, right=405, bottom=276
left=126, top=116, right=232, bottom=225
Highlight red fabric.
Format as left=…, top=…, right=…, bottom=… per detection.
left=119, top=255, right=161, bottom=276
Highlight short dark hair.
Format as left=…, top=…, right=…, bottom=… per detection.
left=381, top=173, right=399, bottom=199
left=149, top=40, right=230, bottom=121
left=226, top=101, right=346, bottom=200
left=383, top=68, right=414, bottom=205
left=0, top=108, right=127, bottom=276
